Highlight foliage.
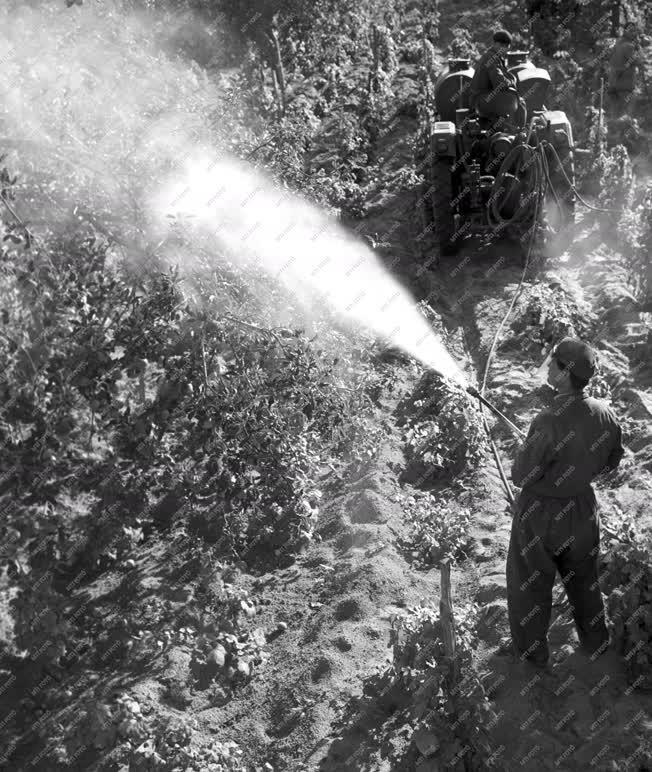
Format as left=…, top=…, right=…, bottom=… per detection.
left=401, top=491, right=473, bottom=566
left=574, top=1, right=614, bottom=44
left=369, top=22, right=399, bottom=95
left=0, top=161, right=384, bottom=685
left=186, top=554, right=269, bottom=691
left=214, top=0, right=367, bottom=52
left=419, top=36, right=438, bottom=109
left=398, top=372, right=487, bottom=485
left=163, top=676, right=193, bottom=709
left=607, top=115, right=649, bottom=157
left=36, top=693, right=150, bottom=767
left=619, top=184, right=652, bottom=309
left=585, top=370, right=613, bottom=401
left=530, top=15, right=571, bottom=56
left=586, top=110, right=609, bottom=156
left=130, top=713, right=246, bottom=771
left=443, top=27, right=479, bottom=61
left=10, top=568, right=71, bottom=665
left=230, top=14, right=394, bottom=219
left=388, top=601, right=494, bottom=770
left=575, top=108, right=608, bottom=194
left=597, top=145, right=634, bottom=235
left=601, top=538, right=652, bottom=691
left=510, top=283, right=596, bottom=354
left=601, top=502, right=641, bottom=544
left=528, top=0, right=615, bottom=52
left=547, top=51, right=584, bottom=124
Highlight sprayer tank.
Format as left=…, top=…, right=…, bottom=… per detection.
left=434, top=60, right=475, bottom=122
left=506, top=51, right=531, bottom=73
left=435, top=55, right=551, bottom=122
left=515, top=67, right=551, bottom=115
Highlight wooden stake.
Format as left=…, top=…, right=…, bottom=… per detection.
left=597, top=76, right=604, bottom=153
left=440, top=559, right=459, bottom=683
left=88, top=406, right=95, bottom=451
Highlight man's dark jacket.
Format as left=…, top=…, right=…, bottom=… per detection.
left=511, top=394, right=624, bottom=496
left=469, top=46, right=515, bottom=109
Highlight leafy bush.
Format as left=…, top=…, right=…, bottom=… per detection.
left=163, top=676, right=193, bottom=709
left=34, top=693, right=150, bottom=768
left=601, top=539, right=652, bottom=691
left=401, top=492, right=473, bottom=566
left=607, top=115, right=649, bottom=158
left=398, top=373, right=486, bottom=485
left=186, top=555, right=269, bottom=691
left=509, top=283, right=595, bottom=355
left=444, top=27, right=479, bottom=61
left=547, top=52, right=585, bottom=125
left=10, top=568, right=71, bottom=666
left=597, top=144, right=634, bottom=237
left=369, top=22, right=399, bottom=94
left=388, top=601, right=494, bottom=770
left=620, top=184, right=652, bottom=310
left=575, top=108, right=608, bottom=194
left=585, top=370, right=613, bottom=401
left=130, top=714, right=247, bottom=771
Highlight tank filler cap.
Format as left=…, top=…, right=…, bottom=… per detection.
left=448, top=58, right=471, bottom=72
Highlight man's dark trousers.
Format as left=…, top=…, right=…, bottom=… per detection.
left=506, top=489, right=610, bottom=666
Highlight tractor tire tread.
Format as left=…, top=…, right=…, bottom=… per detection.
left=432, top=157, right=458, bottom=256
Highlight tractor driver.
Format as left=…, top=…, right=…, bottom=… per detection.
left=469, top=30, right=527, bottom=130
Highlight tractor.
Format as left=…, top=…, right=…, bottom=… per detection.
left=424, top=51, right=576, bottom=257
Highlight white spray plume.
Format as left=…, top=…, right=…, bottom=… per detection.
left=148, top=151, right=468, bottom=386
left=1, top=0, right=467, bottom=387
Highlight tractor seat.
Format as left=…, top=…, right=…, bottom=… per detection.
left=470, top=103, right=526, bottom=134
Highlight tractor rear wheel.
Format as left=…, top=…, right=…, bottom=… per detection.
left=432, top=157, right=458, bottom=256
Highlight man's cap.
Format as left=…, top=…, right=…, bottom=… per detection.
left=552, top=337, right=597, bottom=381
left=493, top=30, right=512, bottom=46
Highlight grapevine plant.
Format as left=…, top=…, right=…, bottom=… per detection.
left=597, top=144, right=634, bottom=235
left=388, top=602, right=495, bottom=770
left=401, top=491, right=473, bottom=567
left=601, top=539, right=652, bottom=691
left=398, top=371, right=487, bottom=486
left=509, top=282, right=596, bottom=356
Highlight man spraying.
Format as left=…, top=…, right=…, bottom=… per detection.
left=505, top=338, right=624, bottom=670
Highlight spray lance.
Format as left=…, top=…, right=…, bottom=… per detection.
left=459, top=385, right=523, bottom=508
left=465, top=385, right=526, bottom=439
